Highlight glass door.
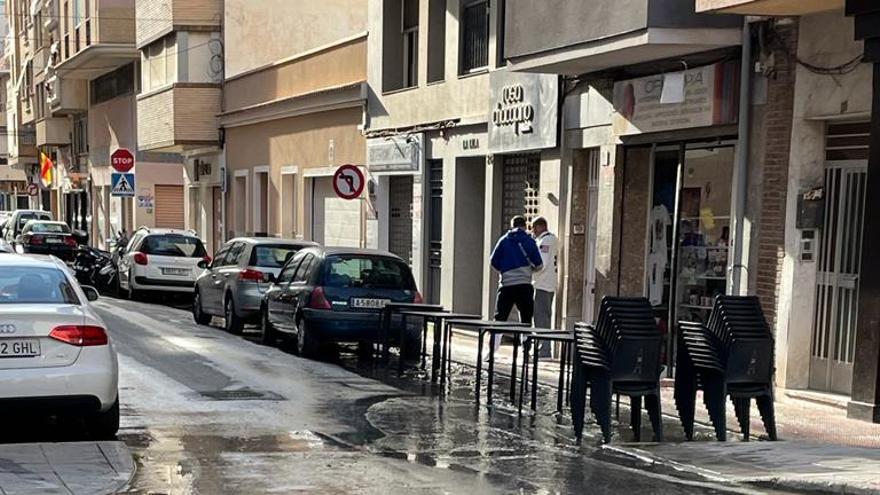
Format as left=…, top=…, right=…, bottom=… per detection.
left=675, top=146, right=735, bottom=323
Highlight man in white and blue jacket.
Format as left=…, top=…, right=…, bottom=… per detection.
left=490, top=216, right=544, bottom=351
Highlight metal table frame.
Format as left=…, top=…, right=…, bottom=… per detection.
left=377, top=302, right=444, bottom=362
left=519, top=330, right=575, bottom=416
left=397, top=311, right=481, bottom=381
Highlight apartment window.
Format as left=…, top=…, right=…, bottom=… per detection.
left=141, top=34, right=177, bottom=92
left=460, top=0, right=489, bottom=74
left=35, top=85, right=45, bottom=120
left=34, top=13, right=43, bottom=49
left=427, top=0, right=446, bottom=83
left=402, top=0, right=419, bottom=88
left=63, top=1, right=70, bottom=58
left=72, top=114, right=88, bottom=157
left=496, top=0, right=506, bottom=66
left=91, top=63, right=135, bottom=105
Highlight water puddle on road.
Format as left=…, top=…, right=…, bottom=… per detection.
left=119, top=427, right=332, bottom=495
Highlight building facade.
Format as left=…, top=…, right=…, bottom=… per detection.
left=218, top=0, right=368, bottom=250
left=365, top=0, right=564, bottom=318
left=697, top=0, right=880, bottom=422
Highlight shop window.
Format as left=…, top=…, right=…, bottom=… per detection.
left=427, top=0, right=446, bottom=83
left=91, top=63, right=135, bottom=105
left=500, top=153, right=540, bottom=231
left=460, top=0, right=489, bottom=74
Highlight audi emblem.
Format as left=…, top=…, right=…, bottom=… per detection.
left=0, top=324, right=16, bottom=334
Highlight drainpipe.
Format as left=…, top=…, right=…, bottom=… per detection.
left=730, top=20, right=753, bottom=295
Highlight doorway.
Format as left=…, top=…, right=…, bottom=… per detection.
left=810, top=161, right=866, bottom=394
left=427, top=159, right=443, bottom=304
left=388, top=175, right=414, bottom=265
left=452, top=157, right=486, bottom=314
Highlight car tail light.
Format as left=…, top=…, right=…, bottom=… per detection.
left=413, top=291, right=424, bottom=304
left=133, top=252, right=148, bottom=265
left=239, top=268, right=265, bottom=282
left=49, top=325, right=108, bottom=346
left=64, top=236, right=78, bottom=247
left=309, top=286, right=332, bottom=310
left=28, top=235, right=44, bottom=245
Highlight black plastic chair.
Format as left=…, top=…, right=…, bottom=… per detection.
left=571, top=297, right=664, bottom=443
left=675, top=295, right=778, bottom=442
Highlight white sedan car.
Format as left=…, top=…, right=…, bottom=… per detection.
left=0, top=254, right=119, bottom=438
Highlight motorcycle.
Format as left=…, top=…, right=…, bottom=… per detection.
left=78, top=230, right=130, bottom=295
left=72, top=245, right=112, bottom=288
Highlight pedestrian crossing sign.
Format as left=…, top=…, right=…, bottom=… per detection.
left=111, top=173, right=136, bottom=197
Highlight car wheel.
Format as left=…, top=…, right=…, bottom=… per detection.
left=192, top=290, right=212, bottom=325
left=116, top=273, right=129, bottom=300
left=128, top=273, right=142, bottom=301
left=224, top=297, right=244, bottom=334
left=87, top=399, right=120, bottom=440
left=296, top=318, right=319, bottom=358
left=260, top=306, right=277, bottom=346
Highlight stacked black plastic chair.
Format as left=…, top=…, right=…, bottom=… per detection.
left=570, top=297, right=663, bottom=443
left=675, top=295, right=777, bottom=441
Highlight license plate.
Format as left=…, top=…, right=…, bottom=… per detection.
left=46, top=238, right=62, bottom=244
left=162, top=268, right=190, bottom=276
left=0, top=339, right=41, bottom=358
left=351, top=298, right=390, bottom=309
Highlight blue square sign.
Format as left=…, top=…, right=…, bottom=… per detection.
left=111, top=173, right=136, bottom=197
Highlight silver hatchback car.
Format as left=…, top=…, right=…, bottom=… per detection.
left=192, top=238, right=317, bottom=333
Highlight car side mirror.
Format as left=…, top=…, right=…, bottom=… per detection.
left=82, top=286, right=100, bottom=302
left=197, top=259, right=209, bottom=269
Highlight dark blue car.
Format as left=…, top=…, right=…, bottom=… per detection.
left=260, top=247, right=421, bottom=357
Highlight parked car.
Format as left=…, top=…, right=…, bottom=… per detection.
left=117, top=227, right=208, bottom=299
left=192, top=238, right=317, bottom=333
left=260, top=247, right=421, bottom=357
left=2, top=210, right=54, bottom=243
left=13, top=220, right=79, bottom=261
left=0, top=254, right=119, bottom=438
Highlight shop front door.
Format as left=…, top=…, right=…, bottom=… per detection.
left=388, top=175, right=414, bottom=265
left=810, top=160, right=867, bottom=395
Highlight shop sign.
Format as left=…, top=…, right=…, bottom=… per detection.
left=488, top=72, right=558, bottom=154
left=367, top=134, right=423, bottom=173
left=612, top=61, right=740, bottom=136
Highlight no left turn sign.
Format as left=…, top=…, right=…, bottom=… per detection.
left=332, top=164, right=365, bottom=200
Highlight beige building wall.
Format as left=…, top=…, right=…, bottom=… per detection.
left=777, top=9, right=872, bottom=390
left=223, top=0, right=367, bottom=78
left=225, top=107, right=366, bottom=239
left=89, top=92, right=184, bottom=247
left=221, top=29, right=368, bottom=243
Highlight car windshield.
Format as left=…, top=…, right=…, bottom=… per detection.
left=0, top=266, right=79, bottom=304
left=26, top=223, right=71, bottom=234
left=250, top=245, right=301, bottom=268
left=141, top=235, right=207, bottom=258
left=18, top=213, right=51, bottom=228
left=323, top=255, right=414, bottom=290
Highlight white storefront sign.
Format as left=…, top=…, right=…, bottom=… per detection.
left=612, top=61, right=739, bottom=135
left=367, top=134, right=424, bottom=174
left=488, top=72, right=558, bottom=154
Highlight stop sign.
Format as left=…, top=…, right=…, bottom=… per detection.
left=111, top=148, right=135, bottom=173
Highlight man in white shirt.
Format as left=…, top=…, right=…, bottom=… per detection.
left=531, top=217, right=558, bottom=357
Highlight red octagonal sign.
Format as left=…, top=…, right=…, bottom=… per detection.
left=111, top=148, right=135, bottom=173
left=332, top=164, right=365, bottom=200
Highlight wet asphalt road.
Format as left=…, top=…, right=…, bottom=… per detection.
left=6, top=296, right=786, bottom=494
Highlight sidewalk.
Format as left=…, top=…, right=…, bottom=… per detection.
left=435, top=326, right=880, bottom=494
left=0, top=442, right=134, bottom=495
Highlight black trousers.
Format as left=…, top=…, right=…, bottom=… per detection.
left=494, top=283, right=534, bottom=324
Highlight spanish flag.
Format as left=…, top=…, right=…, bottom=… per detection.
left=39, top=152, right=54, bottom=188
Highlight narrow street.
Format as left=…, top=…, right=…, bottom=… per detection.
left=81, top=296, right=757, bottom=494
